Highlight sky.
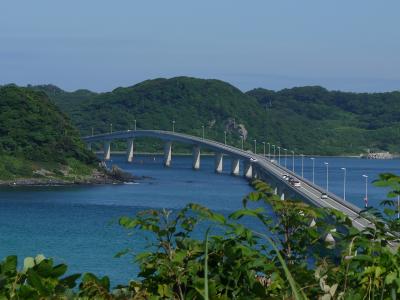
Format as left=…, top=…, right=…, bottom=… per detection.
left=1, top=0, right=399, bottom=92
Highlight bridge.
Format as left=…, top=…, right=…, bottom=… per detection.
left=83, top=129, right=372, bottom=233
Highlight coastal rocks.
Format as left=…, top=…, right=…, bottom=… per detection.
left=105, top=165, right=136, bottom=182
left=0, top=165, right=144, bottom=186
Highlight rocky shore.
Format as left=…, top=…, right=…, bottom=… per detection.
left=0, top=165, right=147, bottom=187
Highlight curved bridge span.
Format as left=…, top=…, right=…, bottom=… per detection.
left=83, top=130, right=371, bottom=231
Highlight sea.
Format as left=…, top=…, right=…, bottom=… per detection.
left=0, top=154, right=399, bottom=285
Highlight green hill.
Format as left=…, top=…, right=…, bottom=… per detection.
left=0, top=85, right=98, bottom=181
left=247, top=86, right=400, bottom=154
left=39, top=77, right=268, bottom=152
left=33, top=77, right=400, bottom=155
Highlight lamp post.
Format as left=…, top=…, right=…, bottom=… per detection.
left=172, top=120, right=175, bottom=132
left=283, top=148, right=287, bottom=168
left=110, top=123, right=113, bottom=133
left=134, top=119, right=137, bottom=131
left=310, top=157, right=315, bottom=184
left=291, top=150, right=295, bottom=172
left=301, top=154, right=304, bottom=177
left=202, top=125, right=205, bottom=139
left=341, top=167, right=347, bottom=201
left=262, top=142, right=266, bottom=157
left=362, top=175, right=368, bottom=207
left=91, top=127, right=94, bottom=136
left=267, top=142, right=271, bottom=159
left=324, top=162, right=329, bottom=191
left=224, top=131, right=227, bottom=145
left=278, top=147, right=281, bottom=165
left=253, top=139, right=257, bottom=154
left=272, top=145, right=276, bottom=161
left=241, top=136, right=244, bottom=150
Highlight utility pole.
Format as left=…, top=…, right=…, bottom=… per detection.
left=291, top=151, right=295, bottom=172
left=362, top=175, right=368, bottom=207
left=341, top=168, right=347, bottom=201
left=310, top=157, right=315, bottom=183
left=324, top=162, right=329, bottom=191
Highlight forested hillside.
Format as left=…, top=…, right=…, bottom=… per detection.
left=0, top=85, right=97, bottom=180
left=247, top=86, right=400, bottom=154
left=33, top=77, right=400, bottom=155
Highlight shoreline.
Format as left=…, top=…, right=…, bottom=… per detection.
left=0, top=166, right=145, bottom=187
left=97, top=151, right=365, bottom=158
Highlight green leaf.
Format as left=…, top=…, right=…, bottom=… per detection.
left=51, top=264, right=68, bottom=278
left=60, top=273, right=80, bottom=288
left=26, top=269, right=47, bottom=295
left=2, top=256, right=17, bottom=274
left=229, top=208, right=264, bottom=220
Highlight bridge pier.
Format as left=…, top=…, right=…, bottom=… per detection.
left=214, top=153, right=223, bottom=173
left=244, top=162, right=252, bottom=179
left=231, top=158, right=240, bottom=176
left=252, top=168, right=259, bottom=179
left=127, top=138, right=134, bottom=162
left=274, top=187, right=278, bottom=195
left=280, top=193, right=285, bottom=200
left=103, top=142, right=111, bottom=161
left=192, top=146, right=200, bottom=170
left=164, top=142, right=172, bottom=167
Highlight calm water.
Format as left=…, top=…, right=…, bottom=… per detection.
left=0, top=154, right=398, bottom=285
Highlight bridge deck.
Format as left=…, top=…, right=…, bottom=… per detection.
left=84, top=130, right=373, bottom=231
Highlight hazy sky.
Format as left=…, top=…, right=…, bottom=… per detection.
left=1, top=1, right=399, bottom=92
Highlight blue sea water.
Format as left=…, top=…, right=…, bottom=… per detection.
left=0, top=154, right=398, bottom=285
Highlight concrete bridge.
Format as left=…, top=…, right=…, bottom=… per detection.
left=83, top=129, right=372, bottom=232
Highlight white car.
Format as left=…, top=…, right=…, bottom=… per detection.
left=321, top=193, right=328, bottom=199
left=282, top=174, right=289, bottom=180
left=250, top=157, right=258, bottom=162
left=293, top=181, right=301, bottom=187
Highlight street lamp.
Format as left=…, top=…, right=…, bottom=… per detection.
left=202, top=125, right=205, bottom=139
left=134, top=119, right=137, bottom=131
left=291, top=151, right=295, bottom=172
left=253, top=139, right=257, bottom=154
left=310, top=157, right=315, bottom=183
left=283, top=148, right=288, bottom=168
left=224, top=131, right=227, bottom=145
left=324, top=162, right=329, bottom=191
left=91, top=127, right=94, bottom=136
left=110, top=123, right=113, bottom=133
left=278, top=146, right=281, bottom=165
left=267, top=142, right=271, bottom=159
left=301, top=154, right=304, bottom=177
left=240, top=136, right=244, bottom=150
left=362, top=175, right=368, bottom=207
left=341, top=167, right=347, bottom=201
left=272, top=145, right=276, bottom=161
left=262, top=142, right=266, bottom=157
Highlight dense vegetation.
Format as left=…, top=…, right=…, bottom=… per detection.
left=33, top=77, right=400, bottom=155
left=1, top=174, right=399, bottom=299
left=0, top=85, right=97, bottom=180
left=248, top=86, right=400, bottom=155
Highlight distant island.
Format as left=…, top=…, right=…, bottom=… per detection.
left=30, top=76, right=400, bottom=156
left=0, top=85, right=133, bottom=185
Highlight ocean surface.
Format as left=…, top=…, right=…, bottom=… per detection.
left=0, top=154, right=399, bottom=285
